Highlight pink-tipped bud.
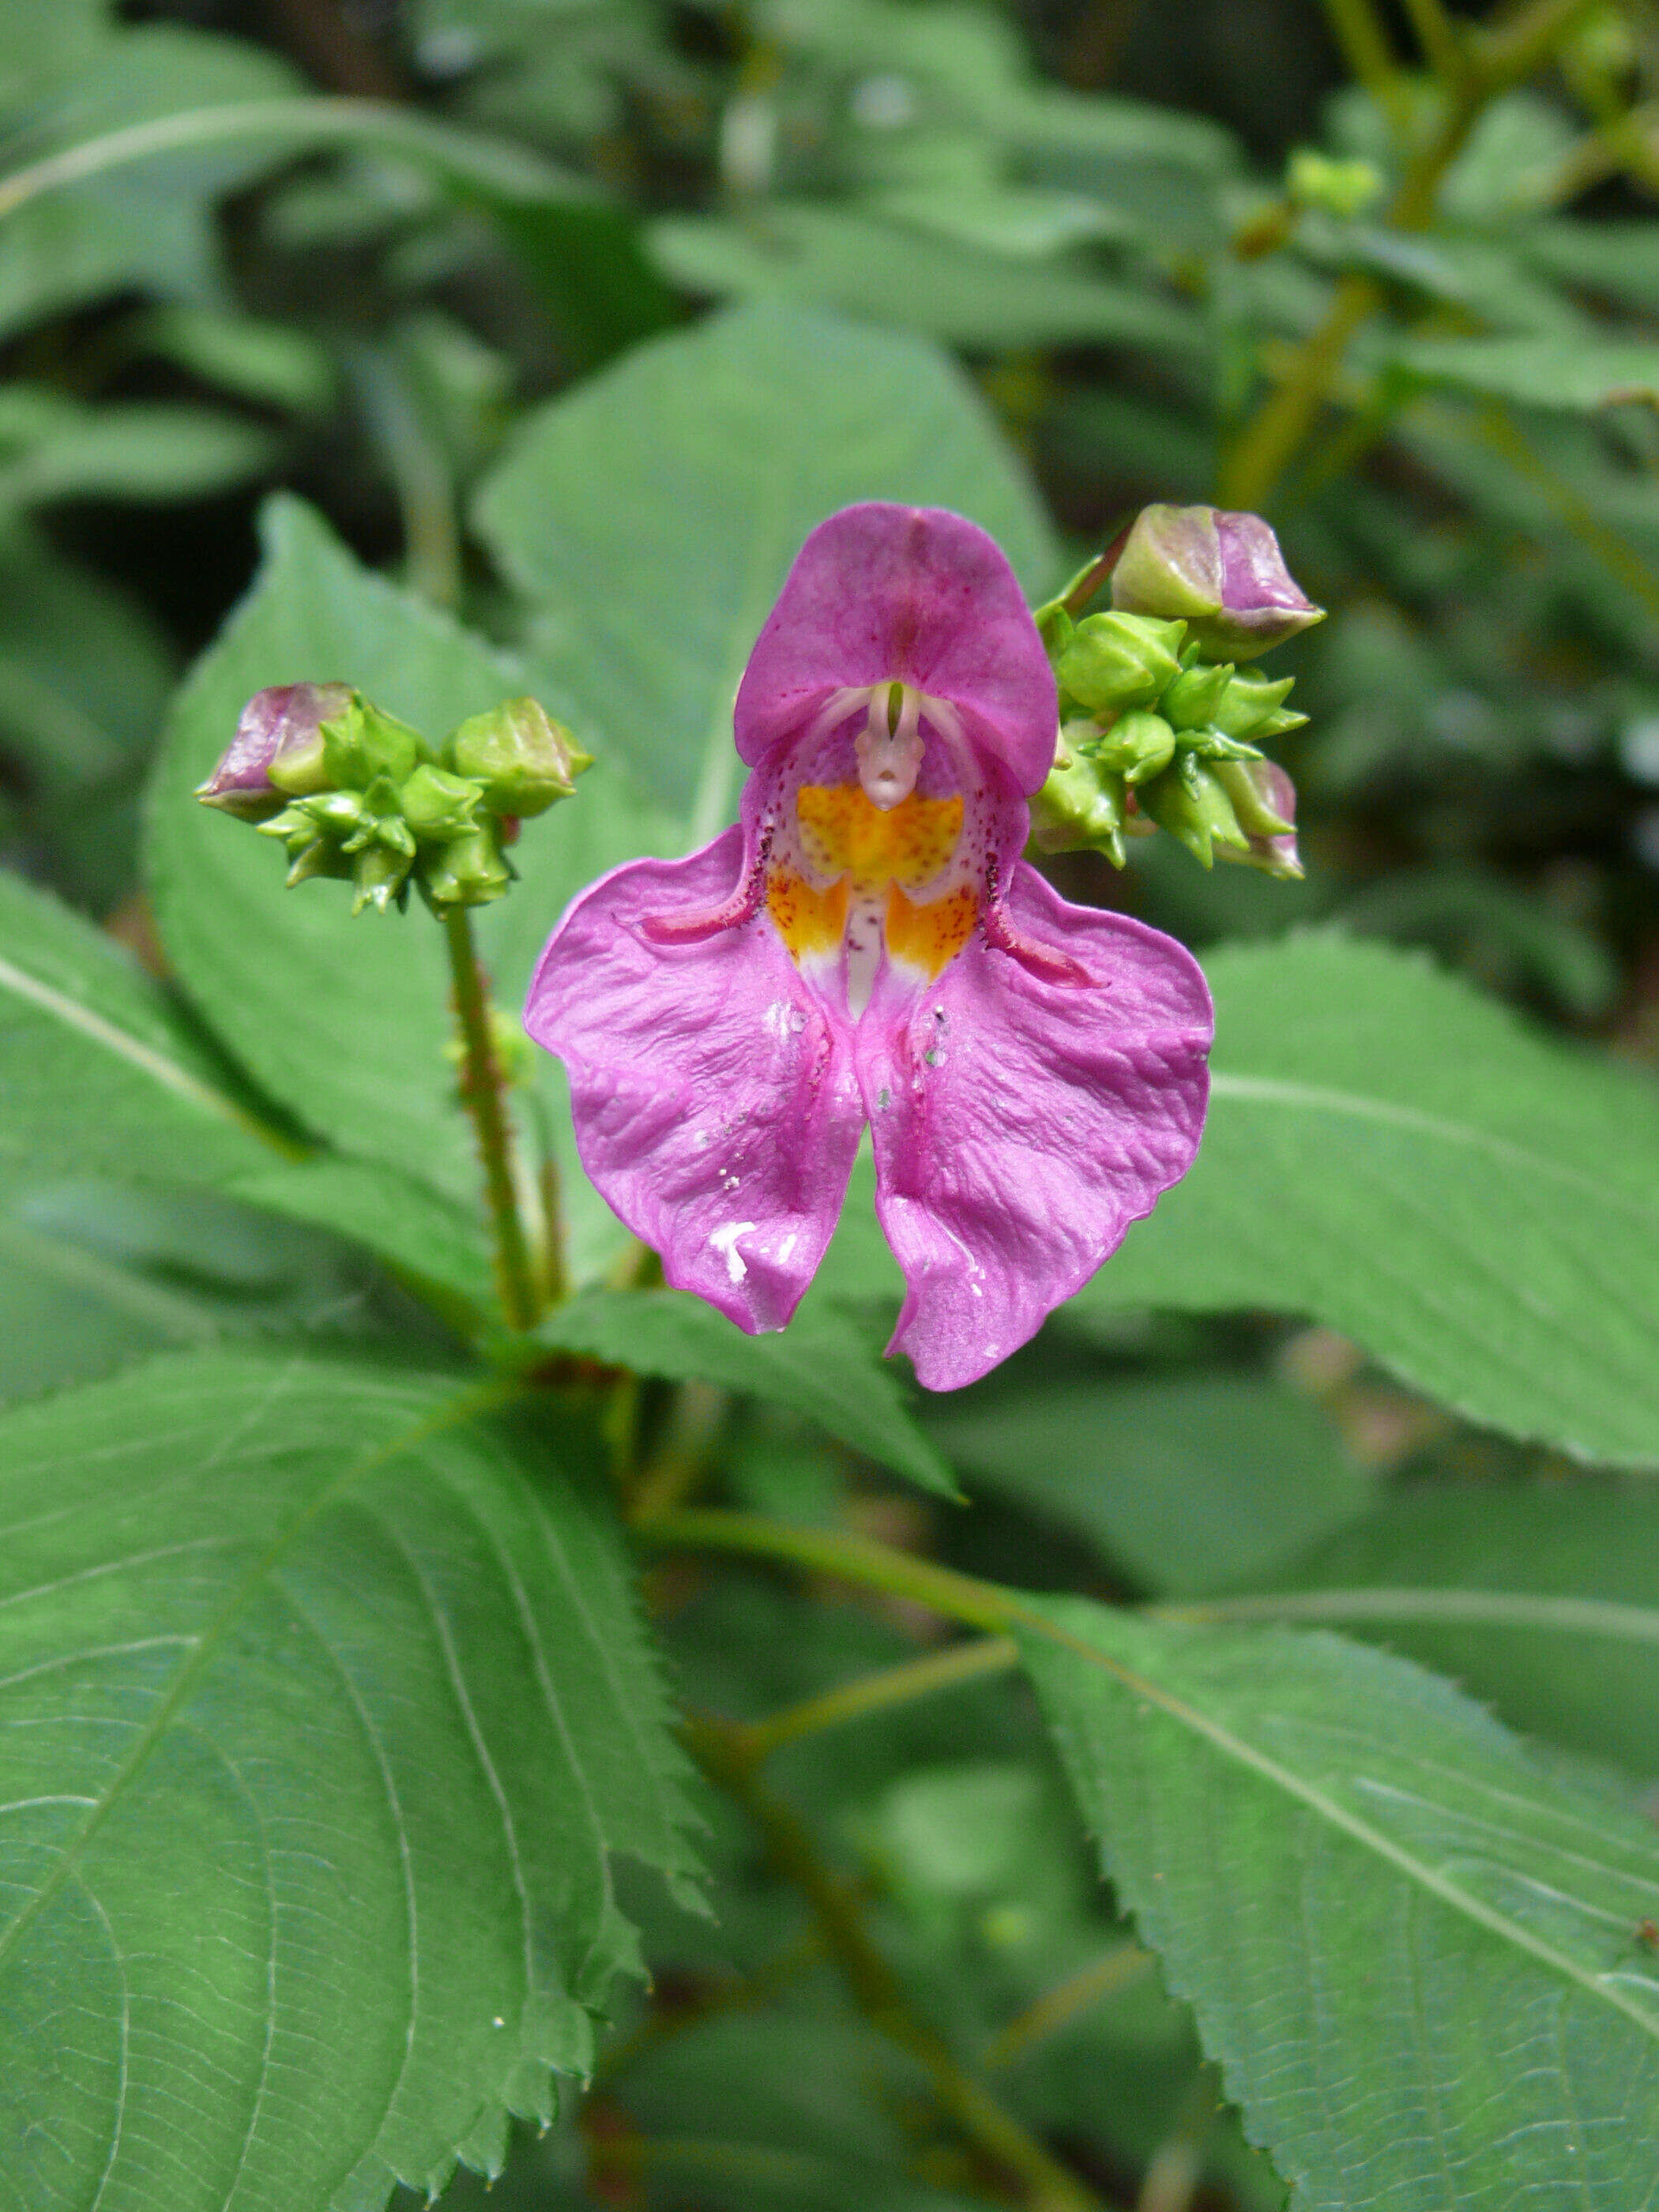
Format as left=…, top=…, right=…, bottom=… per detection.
left=1215, top=758, right=1303, bottom=878
left=1112, top=506, right=1323, bottom=661
left=195, top=682, right=352, bottom=819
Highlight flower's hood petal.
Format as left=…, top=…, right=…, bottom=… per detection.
left=735, top=502, right=1058, bottom=793
left=525, top=828, right=864, bottom=1331
left=856, top=863, right=1211, bottom=1390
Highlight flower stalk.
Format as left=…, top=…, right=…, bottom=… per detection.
left=443, top=905, right=544, bottom=1334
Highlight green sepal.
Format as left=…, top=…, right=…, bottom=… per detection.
left=400, top=763, right=484, bottom=841
left=1034, top=600, right=1074, bottom=660
left=1186, top=728, right=1265, bottom=763
left=320, top=692, right=427, bottom=790
left=1092, top=708, right=1176, bottom=786
left=284, top=837, right=353, bottom=888
left=1215, top=757, right=1296, bottom=839
left=339, top=773, right=417, bottom=860
left=1057, top=611, right=1187, bottom=715
left=446, top=696, right=592, bottom=818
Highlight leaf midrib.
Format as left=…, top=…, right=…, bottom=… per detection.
left=1211, top=1071, right=1659, bottom=1225
left=1021, top=1600, right=1659, bottom=2038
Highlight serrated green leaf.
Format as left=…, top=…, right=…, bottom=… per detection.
left=1078, top=936, right=1659, bottom=1468
left=0, top=1348, right=700, bottom=2208
left=1018, top=1598, right=1659, bottom=2210
left=929, top=1374, right=1371, bottom=1595
left=473, top=301, right=1059, bottom=830
left=645, top=208, right=1203, bottom=363
left=537, top=1288, right=957, bottom=1498
left=1219, top=1482, right=1659, bottom=1779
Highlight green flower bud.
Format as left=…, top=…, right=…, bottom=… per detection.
left=446, top=697, right=592, bottom=818
left=340, top=773, right=416, bottom=859
left=352, top=841, right=414, bottom=915
left=1034, top=600, right=1074, bottom=660
left=1136, top=754, right=1247, bottom=868
left=424, top=822, right=513, bottom=911
left=320, top=693, right=426, bottom=790
left=400, top=763, right=483, bottom=841
left=1092, top=708, right=1176, bottom=786
left=1159, top=658, right=1234, bottom=732
left=1209, top=668, right=1297, bottom=741
left=1029, top=743, right=1130, bottom=868
left=1057, top=612, right=1187, bottom=713
left=1287, top=148, right=1382, bottom=220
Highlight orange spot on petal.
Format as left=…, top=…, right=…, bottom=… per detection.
left=886, top=882, right=978, bottom=977
left=766, top=866, right=848, bottom=963
left=796, top=784, right=963, bottom=891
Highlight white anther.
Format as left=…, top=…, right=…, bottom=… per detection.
left=856, top=683, right=924, bottom=811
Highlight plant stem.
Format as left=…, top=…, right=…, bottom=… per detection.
left=1318, top=0, right=1412, bottom=137
left=1219, top=0, right=1600, bottom=514
left=1398, top=0, right=1465, bottom=85
left=442, top=905, right=542, bottom=1333
left=980, top=1943, right=1152, bottom=2070
left=732, top=1636, right=1020, bottom=1766
left=687, top=1712, right=1104, bottom=2212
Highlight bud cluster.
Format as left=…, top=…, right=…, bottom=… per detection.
left=197, top=684, right=592, bottom=914
left=1029, top=504, right=1320, bottom=878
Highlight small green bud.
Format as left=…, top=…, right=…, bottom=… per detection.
left=1112, top=503, right=1324, bottom=661
left=1029, top=744, right=1130, bottom=868
left=424, top=822, right=513, bottom=911
left=1160, top=659, right=1235, bottom=732
left=1209, top=668, right=1296, bottom=741
left=1287, top=148, right=1382, bottom=220
left=1057, top=612, right=1187, bottom=713
left=1137, top=755, right=1247, bottom=868
left=320, top=693, right=426, bottom=790
left=339, top=773, right=416, bottom=859
left=446, top=697, right=592, bottom=818
left=1034, top=600, right=1074, bottom=660
left=1093, top=708, right=1176, bottom=786
left=199, top=682, right=352, bottom=816
left=400, top=762, right=483, bottom=841
left=352, top=841, right=414, bottom=916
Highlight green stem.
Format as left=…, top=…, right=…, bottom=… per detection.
left=442, top=905, right=541, bottom=1332
left=1398, top=0, right=1466, bottom=85
left=980, top=1943, right=1151, bottom=2070
left=1318, top=0, right=1412, bottom=137
left=732, top=1636, right=1020, bottom=1766
left=687, top=1713, right=1104, bottom=2212
left=1220, top=0, right=1600, bottom=514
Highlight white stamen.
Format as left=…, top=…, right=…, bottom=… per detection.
left=856, top=683, right=924, bottom=810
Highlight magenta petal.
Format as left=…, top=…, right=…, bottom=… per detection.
left=735, top=503, right=1058, bottom=793
left=525, top=828, right=864, bottom=1332
left=856, top=863, right=1212, bottom=1390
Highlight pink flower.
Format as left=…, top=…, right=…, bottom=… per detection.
left=525, top=504, right=1212, bottom=1391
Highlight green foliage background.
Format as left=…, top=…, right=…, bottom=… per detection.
left=3, top=1, right=1659, bottom=2207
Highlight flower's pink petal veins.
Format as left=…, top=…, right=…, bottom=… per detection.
left=856, top=862, right=1212, bottom=1391
left=735, top=503, right=1058, bottom=792
left=525, top=828, right=864, bottom=1332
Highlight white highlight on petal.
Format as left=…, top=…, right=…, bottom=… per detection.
left=711, top=1221, right=756, bottom=1282
left=856, top=682, right=925, bottom=810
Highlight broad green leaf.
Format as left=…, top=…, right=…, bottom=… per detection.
left=1392, top=333, right=1659, bottom=412
left=646, top=208, right=1204, bottom=363
left=0, top=867, right=278, bottom=1194
left=1220, top=1481, right=1659, bottom=1778
left=929, top=1374, right=1371, bottom=1595
left=473, top=301, right=1060, bottom=827
left=1523, top=219, right=1659, bottom=315
left=1019, top=1598, right=1659, bottom=2210
left=0, top=390, right=277, bottom=514
left=0, top=27, right=306, bottom=339
left=537, top=1288, right=957, bottom=1498
left=1079, top=935, right=1659, bottom=1468
left=0, top=1348, right=700, bottom=2207
left=0, top=0, right=111, bottom=105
